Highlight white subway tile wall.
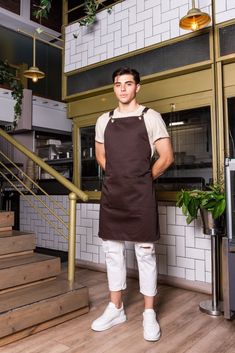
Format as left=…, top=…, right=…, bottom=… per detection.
left=64, top=0, right=235, bottom=73
left=20, top=197, right=212, bottom=284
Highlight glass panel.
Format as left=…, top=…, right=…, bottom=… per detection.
left=157, top=106, right=212, bottom=191
left=228, top=97, right=235, bottom=158
left=80, top=126, right=103, bottom=191
left=230, top=170, right=235, bottom=241
left=67, top=33, right=210, bottom=95
left=219, top=24, right=235, bottom=57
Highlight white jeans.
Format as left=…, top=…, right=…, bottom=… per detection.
left=102, top=240, right=157, bottom=297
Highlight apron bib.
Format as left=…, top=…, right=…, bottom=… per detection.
left=99, top=108, right=160, bottom=242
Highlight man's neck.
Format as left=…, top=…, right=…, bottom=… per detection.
left=118, top=101, right=140, bottom=113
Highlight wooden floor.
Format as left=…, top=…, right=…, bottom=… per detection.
left=1, top=268, right=235, bottom=353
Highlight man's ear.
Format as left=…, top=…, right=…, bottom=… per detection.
left=136, top=84, right=140, bottom=93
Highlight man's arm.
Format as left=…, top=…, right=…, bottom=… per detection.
left=152, top=138, right=174, bottom=180
left=95, top=141, right=106, bottom=171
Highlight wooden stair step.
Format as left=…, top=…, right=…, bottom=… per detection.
left=0, top=230, right=35, bottom=256
left=0, top=275, right=89, bottom=339
left=0, top=211, right=14, bottom=230
left=0, top=253, right=61, bottom=290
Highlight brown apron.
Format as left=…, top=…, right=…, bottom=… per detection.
left=98, top=107, right=160, bottom=243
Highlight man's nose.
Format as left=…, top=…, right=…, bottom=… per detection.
left=121, top=84, right=126, bottom=91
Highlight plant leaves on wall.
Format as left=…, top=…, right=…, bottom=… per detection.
left=0, top=60, right=23, bottom=128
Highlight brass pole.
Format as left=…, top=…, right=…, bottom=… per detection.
left=33, top=34, right=36, bottom=67
left=68, top=192, right=77, bottom=283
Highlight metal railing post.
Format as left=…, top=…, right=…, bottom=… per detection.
left=68, top=192, right=77, bottom=283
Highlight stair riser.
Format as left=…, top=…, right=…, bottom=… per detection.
left=0, top=212, right=14, bottom=230
left=0, top=287, right=89, bottom=338
left=0, top=234, right=36, bottom=256
left=0, top=258, right=61, bottom=290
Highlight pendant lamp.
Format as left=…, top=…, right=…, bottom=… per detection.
left=179, top=0, right=211, bottom=31
left=24, top=33, right=45, bottom=83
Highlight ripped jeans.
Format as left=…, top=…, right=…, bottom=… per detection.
left=102, top=240, right=157, bottom=297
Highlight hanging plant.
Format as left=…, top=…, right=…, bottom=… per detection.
left=79, top=0, right=112, bottom=26
left=33, top=0, right=52, bottom=21
left=33, top=0, right=112, bottom=31
left=0, top=60, right=24, bottom=128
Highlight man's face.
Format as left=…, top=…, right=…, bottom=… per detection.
left=113, top=74, right=140, bottom=104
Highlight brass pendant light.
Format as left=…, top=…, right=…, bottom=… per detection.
left=24, top=33, right=45, bottom=82
left=179, top=0, right=211, bottom=31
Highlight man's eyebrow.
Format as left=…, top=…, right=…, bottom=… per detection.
left=114, top=80, right=135, bottom=84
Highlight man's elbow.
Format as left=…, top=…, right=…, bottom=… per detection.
left=165, top=154, right=174, bottom=168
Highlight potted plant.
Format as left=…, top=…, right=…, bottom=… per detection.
left=176, top=184, right=226, bottom=235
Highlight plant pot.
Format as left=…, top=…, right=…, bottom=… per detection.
left=200, top=209, right=225, bottom=236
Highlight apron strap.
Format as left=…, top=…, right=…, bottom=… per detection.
left=140, top=107, right=149, bottom=117
left=109, top=110, right=114, bottom=118
left=109, top=107, right=149, bottom=119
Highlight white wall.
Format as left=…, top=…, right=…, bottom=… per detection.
left=20, top=197, right=212, bottom=289
left=32, top=96, right=71, bottom=132
left=64, top=0, right=235, bottom=73
left=0, top=87, right=71, bottom=133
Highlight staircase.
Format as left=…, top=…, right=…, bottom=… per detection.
left=0, top=211, right=89, bottom=346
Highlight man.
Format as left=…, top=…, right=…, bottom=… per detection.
left=91, top=67, right=174, bottom=341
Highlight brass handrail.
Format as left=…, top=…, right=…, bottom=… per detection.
left=0, top=150, right=69, bottom=216
left=0, top=127, right=89, bottom=283
left=0, top=170, right=68, bottom=239
left=0, top=160, right=68, bottom=235
left=0, top=128, right=88, bottom=202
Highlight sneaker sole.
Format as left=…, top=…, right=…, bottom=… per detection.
left=91, top=315, right=127, bottom=332
left=144, top=331, right=161, bottom=342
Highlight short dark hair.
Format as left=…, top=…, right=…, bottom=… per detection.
left=112, top=67, right=140, bottom=84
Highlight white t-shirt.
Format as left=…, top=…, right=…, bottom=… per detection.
left=95, top=105, right=169, bottom=156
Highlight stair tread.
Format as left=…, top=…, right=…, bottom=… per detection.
left=0, top=230, right=34, bottom=238
left=0, top=253, right=59, bottom=270
left=0, top=274, right=84, bottom=314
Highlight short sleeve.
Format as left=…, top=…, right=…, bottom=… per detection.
left=95, top=113, right=109, bottom=143
left=149, top=109, right=169, bottom=143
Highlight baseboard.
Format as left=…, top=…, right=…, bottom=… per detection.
left=75, top=259, right=211, bottom=295
left=35, top=247, right=68, bottom=263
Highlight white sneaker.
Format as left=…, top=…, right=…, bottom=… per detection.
left=91, top=302, right=127, bottom=331
left=143, top=309, right=161, bottom=341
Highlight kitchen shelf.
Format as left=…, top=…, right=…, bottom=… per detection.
left=173, top=162, right=212, bottom=169
left=45, top=158, right=73, bottom=165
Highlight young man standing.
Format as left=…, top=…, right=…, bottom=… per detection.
left=92, top=67, right=174, bottom=341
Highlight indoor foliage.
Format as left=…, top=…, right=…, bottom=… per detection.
left=176, top=184, right=226, bottom=224
left=34, top=0, right=112, bottom=29
left=0, top=60, right=23, bottom=128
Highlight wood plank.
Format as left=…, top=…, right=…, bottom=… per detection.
left=0, top=269, right=235, bottom=353
left=0, top=232, right=35, bottom=255
left=0, top=254, right=61, bottom=289
left=0, top=307, right=89, bottom=348
left=0, top=286, right=89, bottom=337
left=0, top=276, right=85, bottom=313
left=0, top=250, right=33, bottom=260
left=0, top=276, right=55, bottom=295
left=0, top=230, right=34, bottom=238
left=0, top=227, right=12, bottom=232
left=0, top=212, right=14, bottom=229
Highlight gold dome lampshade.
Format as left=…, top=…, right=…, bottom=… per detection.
left=179, top=0, right=211, bottom=31
left=24, top=34, right=45, bottom=82
left=23, top=66, right=45, bottom=82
